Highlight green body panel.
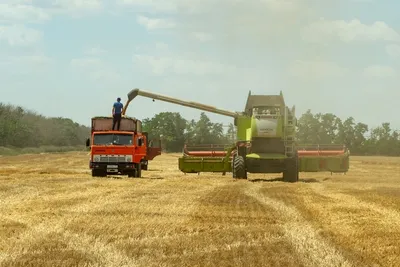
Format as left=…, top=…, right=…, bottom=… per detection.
left=298, top=153, right=350, bottom=172
left=178, top=146, right=234, bottom=173
left=251, top=115, right=283, bottom=138
left=178, top=151, right=350, bottom=174
left=235, top=115, right=251, bottom=140
left=246, top=153, right=287, bottom=159
left=178, top=157, right=232, bottom=173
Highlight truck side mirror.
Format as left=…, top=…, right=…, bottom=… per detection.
left=138, top=138, right=143, bottom=146
left=85, top=138, right=90, bottom=147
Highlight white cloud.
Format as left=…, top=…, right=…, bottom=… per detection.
left=53, top=0, right=103, bottom=11
left=136, top=15, right=176, bottom=30
left=1, top=54, right=53, bottom=66
left=118, top=0, right=305, bottom=14
left=15, top=54, right=53, bottom=66
left=116, top=0, right=177, bottom=13
left=133, top=54, right=242, bottom=75
left=83, top=46, right=107, bottom=56
left=0, top=54, right=54, bottom=77
left=302, top=18, right=400, bottom=43
left=288, top=60, right=349, bottom=79
left=0, top=24, right=42, bottom=46
left=70, top=57, right=121, bottom=82
left=70, top=57, right=102, bottom=68
left=0, top=3, right=51, bottom=23
left=191, top=32, right=213, bottom=42
left=363, top=65, right=396, bottom=78
left=385, top=44, right=400, bottom=57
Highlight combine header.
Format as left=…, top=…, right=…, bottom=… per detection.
left=123, top=88, right=349, bottom=182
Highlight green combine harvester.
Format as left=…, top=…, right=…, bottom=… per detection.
left=123, top=89, right=349, bottom=182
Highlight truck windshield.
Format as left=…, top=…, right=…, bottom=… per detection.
left=93, top=133, right=133, bottom=145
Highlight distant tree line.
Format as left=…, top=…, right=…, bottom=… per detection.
left=1, top=103, right=399, bottom=156
left=143, top=111, right=400, bottom=156
left=0, top=103, right=89, bottom=149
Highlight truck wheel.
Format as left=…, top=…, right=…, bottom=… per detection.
left=92, top=169, right=106, bottom=177
left=136, top=163, right=142, bottom=178
left=232, top=155, right=247, bottom=179
left=283, top=154, right=299, bottom=183
left=141, top=160, right=148, bottom=170
left=128, top=170, right=136, bottom=178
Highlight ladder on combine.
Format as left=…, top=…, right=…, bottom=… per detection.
left=284, top=113, right=295, bottom=157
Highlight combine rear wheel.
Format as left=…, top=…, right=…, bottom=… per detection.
left=283, top=154, right=299, bottom=183
left=232, top=155, right=247, bottom=179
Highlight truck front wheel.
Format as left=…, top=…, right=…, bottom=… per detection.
left=92, top=169, right=106, bottom=177
left=128, top=164, right=142, bottom=178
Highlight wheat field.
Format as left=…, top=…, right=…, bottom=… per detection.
left=0, top=152, right=399, bottom=267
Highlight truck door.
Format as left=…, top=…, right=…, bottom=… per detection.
left=143, top=132, right=162, bottom=160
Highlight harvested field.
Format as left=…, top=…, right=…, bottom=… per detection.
left=0, top=152, right=399, bottom=267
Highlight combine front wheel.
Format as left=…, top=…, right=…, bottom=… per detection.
left=283, top=154, right=299, bottom=183
left=232, top=155, right=247, bottom=179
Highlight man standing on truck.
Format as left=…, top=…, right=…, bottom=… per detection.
left=112, top=97, right=123, bottom=130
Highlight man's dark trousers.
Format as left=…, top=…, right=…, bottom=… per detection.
left=112, top=113, right=122, bottom=130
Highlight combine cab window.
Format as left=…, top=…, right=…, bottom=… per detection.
left=253, top=106, right=280, bottom=115
left=93, top=134, right=133, bottom=145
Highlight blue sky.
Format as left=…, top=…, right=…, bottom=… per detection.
left=1, top=0, right=400, bottom=131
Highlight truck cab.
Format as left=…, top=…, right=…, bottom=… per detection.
left=85, top=116, right=161, bottom=178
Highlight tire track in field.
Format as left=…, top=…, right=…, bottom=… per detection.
left=309, top=183, right=400, bottom=228
left=0, top=177, right=172, bottom=266
left=244, top=183, right=353, bottom=267
left=177, top=181, right=304, bottom=267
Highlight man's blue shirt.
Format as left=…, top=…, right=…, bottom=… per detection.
left=113, top=102, right=123, bottom=114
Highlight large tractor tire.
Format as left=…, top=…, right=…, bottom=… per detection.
left=283, top=154, right=299, bottom=183
left=232, top=155, right=247, bottom=179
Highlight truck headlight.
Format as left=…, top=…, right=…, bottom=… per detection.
left=126, top=155, right=132, bottom=162
left=93, top=155, right=100, bottom=162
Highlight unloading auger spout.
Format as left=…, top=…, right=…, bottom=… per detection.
left=122, top=88, right=238, bottom=118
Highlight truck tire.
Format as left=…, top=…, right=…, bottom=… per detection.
left=141, top=160, right=148, bottom=170
left=283, top=154, right=299, bottom=183
left=92, top=169, right=106, bottom=177
left=128, top=164, right=142, bottom=178
left=136, top=163, right=142, bottom=178
left=232, top=155, right=247, bottom=179
left=128, top=170, right=136, bottom=178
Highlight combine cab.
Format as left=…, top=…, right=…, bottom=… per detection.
left=123, top=88, right=350, bottom=182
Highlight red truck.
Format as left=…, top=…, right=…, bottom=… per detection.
left=85, top=116, right=161, bottom=178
